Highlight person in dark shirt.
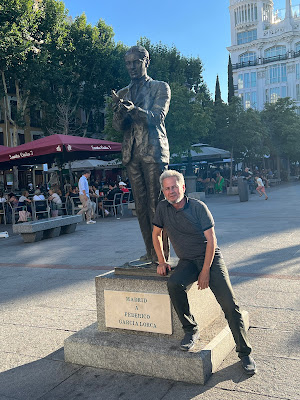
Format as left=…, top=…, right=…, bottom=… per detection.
left=105, top=183, right=123, bottom=202
left=152, top=170, right=256, bottom=375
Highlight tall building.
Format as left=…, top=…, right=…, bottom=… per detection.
left=228, top=0, right=300, bottom=110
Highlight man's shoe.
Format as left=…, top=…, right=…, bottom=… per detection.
left=180, top=331, right=200, bottom=351
left=87, top=220, right=96, bottom=224
left=241, top=355, right=257, bottom=374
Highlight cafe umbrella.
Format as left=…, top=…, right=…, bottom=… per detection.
left=0, top=134, right=122, bottom=167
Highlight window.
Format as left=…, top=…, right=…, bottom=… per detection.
left=239, top=52, right=256, bottom=64
left=238, top=72, right=257, bottom=89
left=268, top=64, right=287, bottom=84
left=244, top=73, right=250, bottom=88
left=32, top=134, right=41, bottom=141
left=296, top=84, right=300, bottom=101
left=237, top=29, right=257, bottom=45
left=270, top=87, right=281, bottom=103
left=251, top=72, right=257, bottom=87
left=296, top=42, right=300, bottom=53
left=10, top=100, right=17, bottom=121
left=245, top=92, right=251, bottom=109
left=251, top=92, right=257, bottom=108
left=30, top=107, right=42, bottom=128
left=0, top=131, right=3, bottom=146
left=18, top=133, right=25, bottom=145
left=239, top=93, right=244, bottom=105
left=238, top=74, right=244, bottom=89
left=264, top=45, right=286, bottom=59
left=265, top=89, right=269, bottom=103
left=297, top=64, right=300, bottom=80
left=281, top=86, right=287, bottom=98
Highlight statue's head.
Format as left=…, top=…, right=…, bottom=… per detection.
left=125, top=45, right=150, bottom=80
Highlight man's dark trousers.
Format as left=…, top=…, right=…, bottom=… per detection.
left=167, top=255, right=252, bottom=358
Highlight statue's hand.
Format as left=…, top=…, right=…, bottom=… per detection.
left=119, top=100, right=135, bottom=112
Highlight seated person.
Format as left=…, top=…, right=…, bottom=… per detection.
left=104, top=182, right=123, bottom=205
left=48, top=189, right=62, bottom=217
left=0, top=191, right=6, bottom=203
left=212, top=172, right=224, bottom=193
left=118, top=181, right=129, bottom=193
left=33, top=189, right=45, bottom=201
left=18, top=190, right=32, bottom=212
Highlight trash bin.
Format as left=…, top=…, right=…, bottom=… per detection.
left=237, top=177, right=249, bottom=202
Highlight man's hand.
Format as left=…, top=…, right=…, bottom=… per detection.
left=197, top=269, right=210, bottom=290
left=157, top=262, right=171, bottom=276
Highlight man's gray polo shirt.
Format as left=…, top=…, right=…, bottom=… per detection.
left=153, top=196, right=217, bottom=260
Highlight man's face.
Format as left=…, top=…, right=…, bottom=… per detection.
left=162, top=177, right=185, bottom=205
left=125, top=53, right=148, bottom=80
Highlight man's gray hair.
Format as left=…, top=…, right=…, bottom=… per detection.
left=125, top=45, right=150, bottom=61
left=160, top=170, right=185, bottom=189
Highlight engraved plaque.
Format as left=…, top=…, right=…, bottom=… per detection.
left=104, top=290, right=172, bottom=334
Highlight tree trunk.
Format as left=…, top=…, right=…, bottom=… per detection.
left=287, top=156, right=291, bottom=181
left=276, top=155, right=281, bottom=180
left=68, top=160, right=74, bottom=185
left=229, top=147, right=233, bottom=188
left=13, top=166, right=19, bottom=190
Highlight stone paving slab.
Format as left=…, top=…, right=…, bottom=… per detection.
left=246, top=306, right=300, bottom=330
left=0, top=325, right=73, bottom=358
left=0, top=307, right=96, bottom=331
left=39, top=366, right=174, bottom=400
left=234, top=355, right=300, bottom=399
left=0, top=357, right=81, bottom=400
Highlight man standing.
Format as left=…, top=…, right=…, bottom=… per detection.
left=78, top=170, right=96, bottom=224
left=152, top=170, right=256, bottom=375
left=112, top=45, right=171, bottom=263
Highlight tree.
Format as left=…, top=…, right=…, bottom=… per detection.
left=0, top=0, right=67, bottom=145
left=261, top=98, right=300, bottom=179
left=228, top=55, right=234, bottom=104
left=215, top=75, right=222, bottom=103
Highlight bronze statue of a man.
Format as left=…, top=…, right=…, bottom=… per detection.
left=112, top=45, right=171, bottom=263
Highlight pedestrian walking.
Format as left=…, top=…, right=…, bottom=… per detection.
left=78, top=170, right=96, bottom=224
left=255, top=176, right=268, bottom=200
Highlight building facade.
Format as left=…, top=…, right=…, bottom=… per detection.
left=228, top=0, right=300, bottom=110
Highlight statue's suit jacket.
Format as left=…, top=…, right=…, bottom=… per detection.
left=112, top=76, right=171, bottom=166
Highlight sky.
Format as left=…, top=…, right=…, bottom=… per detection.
left=63, top=0, right=286, bottom=100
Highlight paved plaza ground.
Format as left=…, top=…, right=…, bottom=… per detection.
left=0, top=183, right=299, bottom=400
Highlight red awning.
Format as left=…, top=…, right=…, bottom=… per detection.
left=0, top=134, right=122, bottom=166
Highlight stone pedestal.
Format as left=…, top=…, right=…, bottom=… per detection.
left=184, top=175, right=197, bottom=194
left=64, top=271, right=249, bottom=384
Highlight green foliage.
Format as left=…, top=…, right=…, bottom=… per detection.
left=166, top=83, right=213, bottom=155
left=227, top=55, right=234, bottom=104
left=215, top=75, right=221, bottom=103
left=261, top=98, right=300, bottom=161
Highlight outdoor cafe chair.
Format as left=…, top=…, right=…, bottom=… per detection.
left=103, top=193, right=123, bottom=218
left=7, top=202, right=27, bottom=224
left=70, top=196, right=82, bottom=215
left=0, top=202, right=7, bottom=225
left=32, top=199, right=50, bottom=221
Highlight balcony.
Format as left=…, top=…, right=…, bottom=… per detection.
left=232, top=60, right=258, bottom=70
left=262, top=53, right=288, bottom=64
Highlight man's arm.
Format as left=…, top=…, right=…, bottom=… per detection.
left=152, top=225, right=171, bottom=276
left=197, top=227, right=217, bottom=290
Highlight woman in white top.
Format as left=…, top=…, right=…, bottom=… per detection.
left=255, top=176, right=268, bottom=200
left=33, top=189, right=45, bottom=201
left=48, top=189, right=62, bottom=205
left=48, top=189, right=62, bottom=217
left=0, top=191, right=6, bottom=203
